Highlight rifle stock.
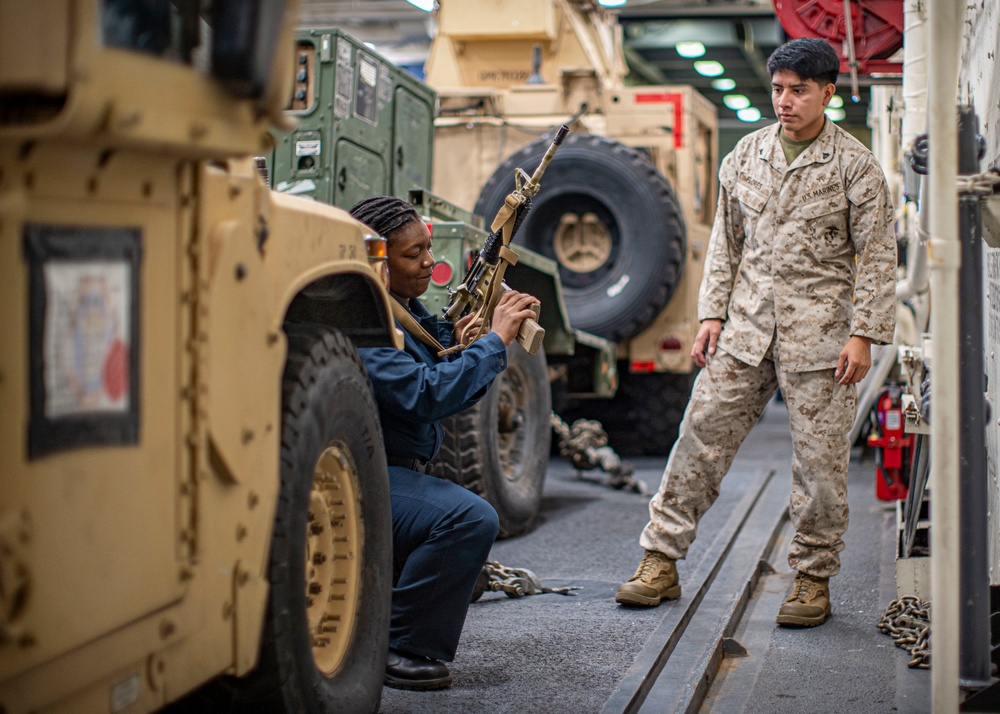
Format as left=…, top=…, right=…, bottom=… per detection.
left=517, top=301, right=545, bottom=355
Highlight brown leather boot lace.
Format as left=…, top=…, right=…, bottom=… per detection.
left=635, top=552, right=668, bottom=581
left=790, top=575, right=822, bottom=602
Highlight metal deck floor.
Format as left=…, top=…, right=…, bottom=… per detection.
left=379, top=398, right=931, bottom=714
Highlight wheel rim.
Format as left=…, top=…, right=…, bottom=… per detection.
left=305, top=444, right=361, bottom=675
left=553, top=212, right=613, bottom=273
left=497, top=365, right=529, bottom=484
left=525, top=192, right=621, bottom=291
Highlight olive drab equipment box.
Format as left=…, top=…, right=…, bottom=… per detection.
left=425, top=0, right=719, bottom=453
left=0, top=1, right=400, bottom=712
left=269, top=28, right=437, bottom=210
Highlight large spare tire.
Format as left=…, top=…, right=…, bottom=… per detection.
left=474, top=132, right=685, bottom=342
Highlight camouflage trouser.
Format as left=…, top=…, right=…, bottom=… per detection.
left=639, top=347, right=857, bottom=578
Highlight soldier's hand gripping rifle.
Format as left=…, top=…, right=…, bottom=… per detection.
left=441, top=124, right=570, bottom=355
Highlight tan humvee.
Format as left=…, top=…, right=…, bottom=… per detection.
left=0, top=1, right=399, bottom=712
left=426, top=0, right=719, bottom=454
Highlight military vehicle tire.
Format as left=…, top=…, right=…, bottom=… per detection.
left=230, top=325, right=392, bottom=713
left=431, top=345, right=551, bottom=538
left=474, top=132, right=685, bottom=343
left=559, top=367, right=695, bottom=457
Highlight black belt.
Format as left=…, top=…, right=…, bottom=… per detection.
left=386, top=455, right=430, bottom=474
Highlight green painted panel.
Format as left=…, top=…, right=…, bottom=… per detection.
left=392, top=87, right=435, bottom=199
left=332, top=139, right=388, bottom=211
left=270, top=28, right=436, bottom=206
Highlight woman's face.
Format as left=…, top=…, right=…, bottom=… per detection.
left=387, top=219, right=434, bottom=300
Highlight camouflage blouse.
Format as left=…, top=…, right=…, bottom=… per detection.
left=698, top=118, right=897, bottom=372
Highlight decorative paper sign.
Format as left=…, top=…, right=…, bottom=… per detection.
left=25, top=224, right=142, bottom=459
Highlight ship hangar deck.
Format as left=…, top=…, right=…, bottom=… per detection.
left=380, top=397, right=932, bottom=714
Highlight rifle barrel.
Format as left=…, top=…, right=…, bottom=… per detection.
left=526, top=124, right=570, bottom=190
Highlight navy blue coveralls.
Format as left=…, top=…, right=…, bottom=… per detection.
left=358, top=297, right=504, bottom=662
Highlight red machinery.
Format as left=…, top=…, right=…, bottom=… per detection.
left=867, top=385, right=912, bottom=501
left=772, top=0, right=904, bottom=76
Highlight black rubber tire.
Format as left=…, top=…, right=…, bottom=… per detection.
left=474, top=132, right=686, bottom=342
left=228, top=325, right=392, bottom=713
left=559, top=366, right=695, bottom=457
left=430, top=345, right=552, bottom=538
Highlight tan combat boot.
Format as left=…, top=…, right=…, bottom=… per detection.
left=615, top=550, right=681, bottom=606
left=776, top=572, right=831, bottom=626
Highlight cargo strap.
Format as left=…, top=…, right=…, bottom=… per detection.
left=478, top=560, right=580, bottom=598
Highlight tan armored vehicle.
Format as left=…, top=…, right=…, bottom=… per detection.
left=426, top=0, right=718, bottom=454
left=0, top=1, right=399, bottom=712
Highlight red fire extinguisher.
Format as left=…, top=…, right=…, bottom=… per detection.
left=867, top=385, right=912, bottom=501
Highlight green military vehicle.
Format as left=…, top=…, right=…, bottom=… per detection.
left=1, top=1, right=398, bottom=712
left=269, top=28, right=617, bottom=537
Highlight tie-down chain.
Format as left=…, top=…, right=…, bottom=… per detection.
left=877, top=596, right=930, bottom=668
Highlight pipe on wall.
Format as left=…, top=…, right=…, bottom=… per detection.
left=927, top=0, right=962, bottom=708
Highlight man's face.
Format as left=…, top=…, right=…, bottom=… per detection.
left=387, top=220, right=434, bottom=300
left=770, top=69, right=835, bottom=141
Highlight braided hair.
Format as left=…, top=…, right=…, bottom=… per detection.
left=349, top=196, right=421, bottom=245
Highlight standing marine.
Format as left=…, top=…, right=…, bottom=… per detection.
left=615, top=38, right=897, bottom=626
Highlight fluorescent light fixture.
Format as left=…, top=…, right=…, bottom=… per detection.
left=598, top=0, right=627, bottom=5
left=825, top=108, right=847, bottom=121
left=675, top=41, right=706, bottom=58
left=829, top=95, right=844, bottom=108
left=737, top=107, right=762, bottom=122
left=711, top=78, right=736, bottom=91
left=404, top=0, right=434, bottom=10
left=693, top=60, right=724, bottom=77
left=722, top=94, right=751, bottom=110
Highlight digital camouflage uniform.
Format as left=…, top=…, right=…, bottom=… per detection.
left=640, top=118, right=896, bottom=578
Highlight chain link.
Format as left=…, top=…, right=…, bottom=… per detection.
left=550, top=413, right=647, bottom=495
left=480, top=560, right=580, bottom=598
left=876, top=596, right=931, bottom=668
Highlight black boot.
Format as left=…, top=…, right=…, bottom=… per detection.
left=384, top=648, right=452, bottom=690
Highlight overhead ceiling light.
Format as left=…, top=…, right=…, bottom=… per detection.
left=737, top=107, right=762, bottom=122
left=826, top=108, right=847, bottom=121
left=598, top=0, right=627, bottom=5
left=675, top=41, right=706, bottom=58
left=711, top=78, right=736, bottom=91
left=693, top=60, right=725, bottom=77
left=829, top=95, right=844, bottom=109
left=723, top=94, right=751, bottom=110
left=404, top=0, right=435, bottom=10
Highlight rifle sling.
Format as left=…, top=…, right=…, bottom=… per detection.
left=390, top=300, right=449, bottom=357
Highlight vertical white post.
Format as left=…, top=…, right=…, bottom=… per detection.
left=927, top=0, right=962, bottom=710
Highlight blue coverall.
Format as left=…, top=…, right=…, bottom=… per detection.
left=359, top=297, right=504, bottom=662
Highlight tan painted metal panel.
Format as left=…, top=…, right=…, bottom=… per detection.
left=439, top=0, right=558, bottom=40
left=0, top=146, right=186, bottom=692
left=0, top=0, right=69, bottom=93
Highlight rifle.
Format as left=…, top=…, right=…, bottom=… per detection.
left=441, top=124, right=570, bottom=355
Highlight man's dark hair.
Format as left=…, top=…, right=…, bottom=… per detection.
left=766, top=38, right=840, bottom=86
left=349, top=196, right=421, bottom=244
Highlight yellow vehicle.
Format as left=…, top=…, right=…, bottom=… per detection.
left=0, top=1, right=399, bottom=712
left=426, top=0, right=719, bottom=454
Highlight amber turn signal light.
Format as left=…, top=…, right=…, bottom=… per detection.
left=364, top=234, right=388, bottom=262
